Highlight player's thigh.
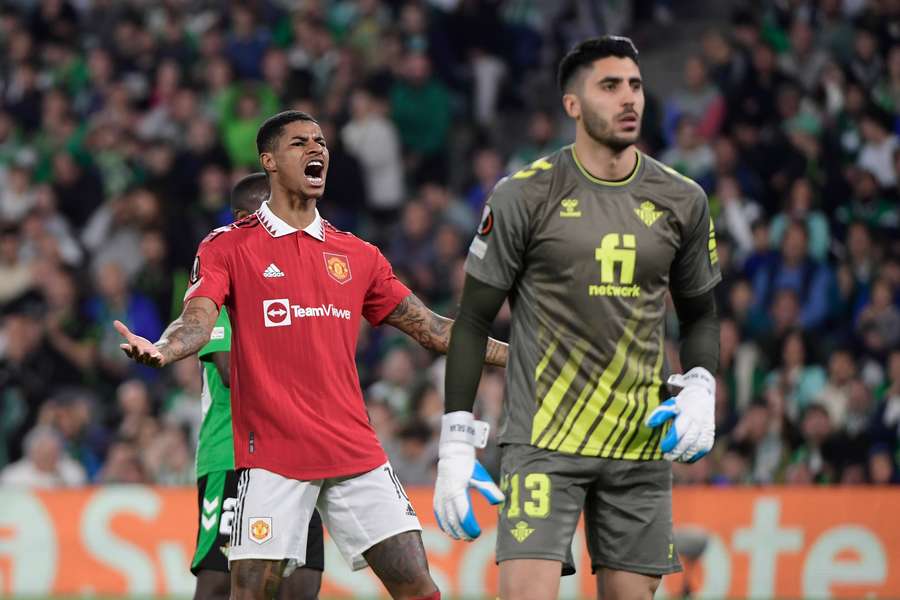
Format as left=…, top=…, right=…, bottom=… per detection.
left=192, top=470, right=238, bottom=579
left=231, top=558, right=288, bottom=600
left=585, top=459, right=681, bottom=577
left=193, top=569, right=230, bottom=600
left=499, top=558, right=562, bottom=600
left=229, top=468, right=320, bottom=568
left=595, top=568, right=661, bottom=600
left=496, top=444, right=588, bottom=570
left=318, top=462, right=422, bottom=572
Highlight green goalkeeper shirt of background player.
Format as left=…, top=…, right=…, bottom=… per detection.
left=197, top=309, right=233, bottom=477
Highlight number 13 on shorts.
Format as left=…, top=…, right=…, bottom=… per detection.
left=500, top=472, right=551, bottom=518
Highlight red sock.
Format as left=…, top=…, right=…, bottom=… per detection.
left=411, top=591, right=440, bottom=600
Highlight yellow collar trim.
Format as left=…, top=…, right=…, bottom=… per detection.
left=570, top=145, right=641, bottom=187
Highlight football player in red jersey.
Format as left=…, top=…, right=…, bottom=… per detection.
left=115, top=111, right=507, bottom=600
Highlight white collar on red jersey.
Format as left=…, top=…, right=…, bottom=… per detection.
left=256, top=200, right=325, bottom=241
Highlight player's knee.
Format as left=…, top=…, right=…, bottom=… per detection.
left=596, top=569, right=661, bottom=600
left=279, top=567, right=322, bottom=600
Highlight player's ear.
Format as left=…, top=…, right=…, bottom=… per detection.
left=562, top=93, right=581, bottom=119
left=259, top=152, right=276, bottom=174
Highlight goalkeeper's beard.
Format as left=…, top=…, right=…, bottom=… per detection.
left=582, top=105, right=639, bottom=153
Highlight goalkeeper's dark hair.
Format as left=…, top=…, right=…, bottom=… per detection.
left=256, top=110, right=319, bottom=155
left=231, top=172, right=269, bottom=214
left=558, top=36, right=640, bottom=92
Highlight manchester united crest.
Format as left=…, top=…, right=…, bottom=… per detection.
left=249, top=517, right=272, bottom=544
left=323, top=253, right=352, bottom=284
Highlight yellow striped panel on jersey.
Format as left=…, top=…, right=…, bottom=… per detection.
left=583, top=319, right=656, bottom=456
left=530, top=339, right=589, bottom=446
left=626, top=336, right=665, bottom=460
left=594, top=323, right=654, bottom=457
left=549, top=312, right=641, bottom=454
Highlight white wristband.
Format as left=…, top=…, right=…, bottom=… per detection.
left=441, top=411, right=490, bottom=449
left=667, top=366, right=715, bottom=394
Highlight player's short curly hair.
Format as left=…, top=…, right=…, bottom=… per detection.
left=231, top=172, right=269, bottom=214
left=256, top=110, right=319, bottom=155
left=557, top=36, right=640, bottom=93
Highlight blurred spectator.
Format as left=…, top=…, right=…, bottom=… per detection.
left=506, top=110, right=565, bottom=173
left=0, top=224, right=34, bottom=304
left=367, top=347, right=417, bottom=418
left=342, top=86, right=405, bottom=219
left=224, top=4, right=272, bottom=81
left=390, top=51, right=451, bottom=182
left=768, top=177, right=830, bottom=262
left=778, top=18, right=829, bottom=93
left=664, top=55, right=725, bottom=144
left=713, top=175, right=762, bottom=264
left=857, top=108, right=899, bottom=188
left=389, top=419, right=437, bottom=486
left=464, top=147, right=504, bottom=216
left=0, top=425, right=86, bottom=487
left=752, top=221, right=834, bottom=330
left=764, top=330, right=827, bottom=422
left=856, top=277, right=900, bottom=355
left=86, top=262, right=162, bottom=381
left=660, top=116, right=714, bottom=180
left=98, top=438, right=147, bottom=484
left=815, top=348, right=858, bottom=428
left=789, top=404, right=839, bottom=484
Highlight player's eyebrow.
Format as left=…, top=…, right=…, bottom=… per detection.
left=289, top=135, right=326, bottom=143
left=598, top=76, right=642, bottom=85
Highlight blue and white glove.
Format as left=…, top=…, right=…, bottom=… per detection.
left=645, top=367, right=716, bottom=463
left=433, top=411, right=505, bottom=541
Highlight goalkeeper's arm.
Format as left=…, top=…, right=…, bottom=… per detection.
left=671, top=289, right=719, bottom=374
left=444, top=274, right=509, bottom=413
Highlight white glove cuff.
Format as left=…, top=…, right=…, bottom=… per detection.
left=441, top=411, right=490, bottom=449
left=667, top=366, right=715, bottom=394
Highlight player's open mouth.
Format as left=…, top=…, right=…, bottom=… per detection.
left=304, top=160, right=325, bottom=186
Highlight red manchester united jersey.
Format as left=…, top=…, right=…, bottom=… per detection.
left=185, top=201, right=411, bottom=479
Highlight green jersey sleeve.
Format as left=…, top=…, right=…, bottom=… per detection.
left=198, top=308, right=231, bottom=360
left=669, top=189, right=722, bottom=297
left=464, top=178, right=531, bottom=290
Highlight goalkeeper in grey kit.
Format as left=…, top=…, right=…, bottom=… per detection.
left=433, top=36, right=720, bottom=600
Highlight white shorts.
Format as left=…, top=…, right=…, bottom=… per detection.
left=228, top=462, right=422, bottom=571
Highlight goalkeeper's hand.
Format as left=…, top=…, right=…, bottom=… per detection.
left=645, top=367, right=715, bottom=463
left=433, top=411, right=504, bottom=541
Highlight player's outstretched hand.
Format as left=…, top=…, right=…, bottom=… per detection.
left=433, top=411, right=504, bottom=541
left=645, top=366, right=715, bottom=463
left=114, top=320, right=167, bottom=368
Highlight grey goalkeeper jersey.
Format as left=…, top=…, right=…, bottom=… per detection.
left=465, top=145, right=721, bottom=460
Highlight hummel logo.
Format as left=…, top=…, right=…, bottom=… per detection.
left=263, top=263, right=285, bottom=278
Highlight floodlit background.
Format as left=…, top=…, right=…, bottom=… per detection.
left=0, top=0, right=899, bottom=598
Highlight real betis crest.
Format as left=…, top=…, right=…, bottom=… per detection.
left=635, top=201, right=663, bottom=227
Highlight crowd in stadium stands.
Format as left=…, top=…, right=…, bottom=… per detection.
left=0, top=0, right=898, bottom=489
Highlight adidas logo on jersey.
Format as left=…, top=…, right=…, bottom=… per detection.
left=405, top=503, right=417, bottom=517
left=263, top=263, right=285, bottom=278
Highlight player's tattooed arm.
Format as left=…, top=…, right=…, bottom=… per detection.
left=383, top=293, right=508, bottom=367
left=114, top=297, right=219, bottom=367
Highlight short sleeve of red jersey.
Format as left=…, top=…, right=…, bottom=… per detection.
left=362, top=246, right=411, bottom=325
left=184, top=230, right=231, bottom=309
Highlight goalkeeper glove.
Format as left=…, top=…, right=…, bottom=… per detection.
left=433, top=411, right=504, bottom=541
left=645, top=366, right=715, bottom=463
